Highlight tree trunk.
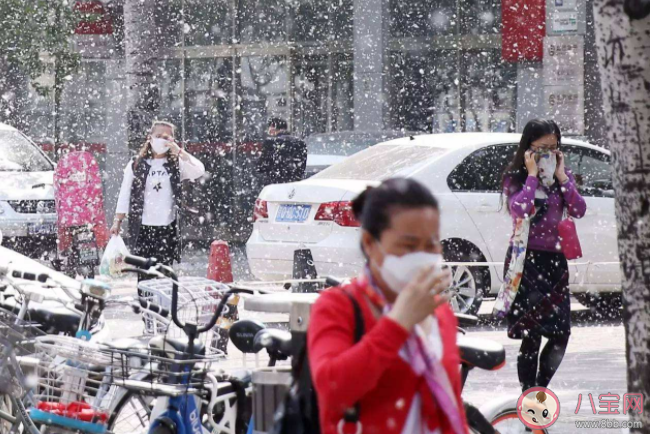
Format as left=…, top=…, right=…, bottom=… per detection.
left=124, top=0, right=159, bottom=151
left=593, top=0, right=650, bottom=431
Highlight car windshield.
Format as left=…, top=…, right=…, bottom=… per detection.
left=306, top=132, right=405, bottom=157
left=312, top=144, right=446, bottom=180
left=0, top=131, right=52, bottom=172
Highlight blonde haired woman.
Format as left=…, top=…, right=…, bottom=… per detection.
left=112, top=121, right=205, bottom=280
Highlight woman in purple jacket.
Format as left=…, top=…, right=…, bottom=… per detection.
left=501, top=119, right=587, bottom=393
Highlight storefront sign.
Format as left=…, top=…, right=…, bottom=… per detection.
left=544, top=85, right=584, bottom=135
left=544, top=36, right=584, bottom=85
left=546, top=0, right=586, bottom=35
left=502, top=0, right=546, bottom=62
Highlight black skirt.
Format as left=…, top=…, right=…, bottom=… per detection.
left=504, top=247, right=571, bottom=340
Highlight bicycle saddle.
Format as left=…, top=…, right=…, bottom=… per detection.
left=254, top=328, right=292, bottom=360
left=149, top=335, right=206, bottom=358
left=28, top=305, right=81, bottom=336
left=229, top=319, right=266, bottom=354
left=457, top=336, right=505, bottom=371
left=0, top=298, right=81, bottom=336
left=105, top=337, right=149, bottom=352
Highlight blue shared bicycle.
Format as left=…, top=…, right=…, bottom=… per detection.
left=121, top=254, right=252, bottom=434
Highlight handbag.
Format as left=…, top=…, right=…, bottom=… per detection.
left=271, top=290, right=364, bottom=434
left=558, top=216, right=582, bottom=260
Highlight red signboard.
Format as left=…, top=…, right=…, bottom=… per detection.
left=74, top=1, right=113, bottom=35
left=502, top=0, right=546, bottom=62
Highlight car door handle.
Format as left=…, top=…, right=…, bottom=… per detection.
left=478, top=203, right=493, bottom=210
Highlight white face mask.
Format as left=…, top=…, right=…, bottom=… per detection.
left=151, top=137, right=170, bottom=155
left=536, top=150, right=557, bottom=188
left=378, top=249, right=443, bottom=294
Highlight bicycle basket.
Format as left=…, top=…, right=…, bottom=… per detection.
left=31, top=336, right=117, bottom=433
left=0, top=307, right=45, bottom=352
left=137, top=277, right=239, bottom=355
left=102, top=338, right=224, bottom=396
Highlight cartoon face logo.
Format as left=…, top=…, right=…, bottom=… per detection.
left=517, top=387, right=560, bottom=430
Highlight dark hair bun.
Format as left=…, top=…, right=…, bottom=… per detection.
left=352, top=178, right=438, bottom=240
left=352, top=187, right=373, bottom=220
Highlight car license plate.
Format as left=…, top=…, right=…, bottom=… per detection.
left=276, top=204, right=312, bottom=223
left=28, top=223, right=56, bottom=235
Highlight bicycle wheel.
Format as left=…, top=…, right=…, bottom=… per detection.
left=108, top=391, right=156, bottom=434
left=490, top=408, right=548, bottom=434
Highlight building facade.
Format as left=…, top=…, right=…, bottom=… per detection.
left=21, top=0, right=604, bottom=242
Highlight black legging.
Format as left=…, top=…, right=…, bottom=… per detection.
left=518, top=333, right=570, bottom=392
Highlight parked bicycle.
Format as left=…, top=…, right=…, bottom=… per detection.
left=104, top=254, right=269, bottom=434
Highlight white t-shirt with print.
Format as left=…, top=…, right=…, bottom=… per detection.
left=116, top=155, right=205, bottom=226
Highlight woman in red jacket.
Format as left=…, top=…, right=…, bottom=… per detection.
left=308, top=178, right=469, bottom=434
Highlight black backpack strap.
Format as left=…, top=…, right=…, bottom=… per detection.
left=340, top=290, right=364, bottom=424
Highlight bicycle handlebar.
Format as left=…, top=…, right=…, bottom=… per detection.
left=124, top=255, right=262, bottom=336
left=124, top=254, right=157, bottom=270
left=137, top=297, right=169, bottom=318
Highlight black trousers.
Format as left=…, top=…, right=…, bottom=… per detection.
left=135, top=221, right=177, bottom=285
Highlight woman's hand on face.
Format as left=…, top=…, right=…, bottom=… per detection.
left=387, top=266, right=452, bottom=331
left=161, top=134, right=182, bottom=156
left=555, top=151, right=568, bottom=183
left=524, top=150, right=538, bottom=177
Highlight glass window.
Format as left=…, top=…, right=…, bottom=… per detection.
left=238, top=56, right=289, bottom=140
left=238, top=0, right=289, bottom=43
left=184, top=0, right=232, bottom=46
left=313, top=144, right=447, bottom=180
left=292, top=1, right=330, bottom=43
left=24, top=65, right=55, bottom=144
left=154, top=1, right=182, bottom=48
left=462, top=50, right=517, bottom=133
left=447, top=144, right=517, bottom=192
left=390, top=0, right=458, bottom=38
left=0, top=130, right=53, bottom=172
left=331, top=53, right=354, bottom=132
left=290, top=0, right=353, bottom=43
left=293, top=55, right=330, bottom=137
left=156, top=59, right=184, bottom=130
left=388, top=50, right=460, bottom=133
left=186, top=58, right=234, bottom=142
left=60, top=61, right=107, bottom=144
left=460, top=0, right=500, bottom=35
left=562, top=145, right=613, bottom=197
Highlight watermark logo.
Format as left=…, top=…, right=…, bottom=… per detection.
left=517, top=387, right=561, bottom=430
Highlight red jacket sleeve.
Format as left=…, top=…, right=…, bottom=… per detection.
left=308, top=290, right=410, bottom=413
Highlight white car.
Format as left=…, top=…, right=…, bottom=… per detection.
left=305, top=130, right=415, bottom=178
left=0, top=123, right=57, bottom=257
left=247, top=133, right=619, bottom=315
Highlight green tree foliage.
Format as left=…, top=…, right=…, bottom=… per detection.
left=0, top=0, right=83, bottom=137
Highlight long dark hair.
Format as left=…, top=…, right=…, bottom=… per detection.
left=501, top=119, right=561, bottom=194
left=352, top=178, right=439, bottom=241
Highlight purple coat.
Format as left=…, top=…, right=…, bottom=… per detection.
left=505, top=171, right=587, bottom=253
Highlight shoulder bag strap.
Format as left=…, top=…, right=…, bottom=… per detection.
left=340, top=290, right=364, bottom=426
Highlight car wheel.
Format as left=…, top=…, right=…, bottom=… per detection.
left=575, top=293, right=622, bottom=318
left=444, top=249, right=489, bottom=316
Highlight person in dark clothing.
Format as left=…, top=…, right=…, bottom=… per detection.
left=257, top=117, right=307, bottom=185
left=500, top=119, right=587, bottom=393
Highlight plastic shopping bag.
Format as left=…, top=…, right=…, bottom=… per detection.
left=99, top=235, right=130, bottom=279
